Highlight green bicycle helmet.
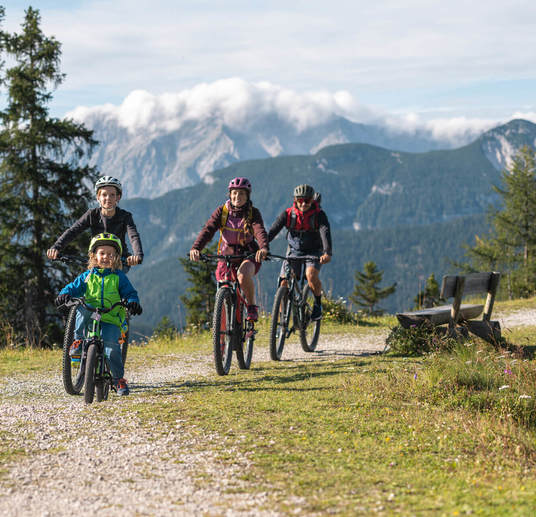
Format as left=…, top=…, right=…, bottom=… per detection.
left=89, top=233, right=122, bottom=255
left=293, top=184, right=315, bottom=199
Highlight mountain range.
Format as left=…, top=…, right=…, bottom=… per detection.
left=76, top=108, right=485, bottom=200
left=115, top=119, right=536, bottom=335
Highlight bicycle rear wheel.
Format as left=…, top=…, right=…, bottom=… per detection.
left=84, top=344, right=97, bottom=404
left=299, top=285, right=321, bottom=352
left=62, top=305, right=85, bottom=395
left=235, top=302, right=254, bottom=370
left=213, top=288, right=234, bottom=375
left=269, top=285, right=290, bottom=360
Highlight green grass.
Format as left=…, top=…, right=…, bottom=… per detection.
left=2, top=306, right=536, bottom=514
left=130, top=354, right=536, bottom=515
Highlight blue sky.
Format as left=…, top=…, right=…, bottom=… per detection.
left=4, top=1, right=536, bottom=133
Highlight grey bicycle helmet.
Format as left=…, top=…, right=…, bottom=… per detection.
left=95, top=176, right=122, bottom=195
left=293, top=184, right=315, bottom=199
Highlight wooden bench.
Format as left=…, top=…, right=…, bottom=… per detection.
left=396, top=272, right=501, bottom=343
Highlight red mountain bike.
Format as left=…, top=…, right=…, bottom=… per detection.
left=199, top=253, right=257, bottom=375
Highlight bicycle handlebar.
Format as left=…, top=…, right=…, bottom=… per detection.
left=65, top=297, right=129, bottom=314
left=267, top=253, right=321, bottom=262
left=191, top=252, right=257, bottom=263
left=53, top=255, right=136, bottom=266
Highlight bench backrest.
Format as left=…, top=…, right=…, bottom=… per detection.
left=440, top=272, right=500, bottom=299
left=440, top=271, right=501, bottom=324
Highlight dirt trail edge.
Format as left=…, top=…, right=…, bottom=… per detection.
left=0, top=333, right=386, bottom=517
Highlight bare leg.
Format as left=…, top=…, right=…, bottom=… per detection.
left=237, top=260, right=256, bottom=305
left=305, top=266, right=322, bottom=297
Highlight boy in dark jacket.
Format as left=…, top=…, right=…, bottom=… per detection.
left=268, top=184, right=332, bottom=320
left=47, top=176, right=143, bottom=268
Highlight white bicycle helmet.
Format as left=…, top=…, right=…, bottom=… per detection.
left=95, top=176, right=122, bottom=195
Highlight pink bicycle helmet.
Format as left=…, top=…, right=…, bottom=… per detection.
left=228, top=177, right=252, bottom=193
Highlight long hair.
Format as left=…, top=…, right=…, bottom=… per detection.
left=88, top=251, right=122, bottom=270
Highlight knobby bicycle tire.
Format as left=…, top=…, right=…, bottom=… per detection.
left=269, top=285, right=290, bottom=361
left=299, top=284, right=321, bottom=352
left=212, top=288, right=234, bottom=375
left=84, top=344, right=98, bottom=404
left=235, top=302, right=254, bottom=370
left=62, top=305, right=85, bottom=395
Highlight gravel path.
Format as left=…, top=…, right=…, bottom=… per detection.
left=0, top=332, right=387, bottom=517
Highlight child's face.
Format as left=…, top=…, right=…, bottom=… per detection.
left=95, top=245, right=117, bottom=268
left=295, top=196, right=312, bottom=213
left=230, top=188, right=248, bottom=207
left=97, top=186, right=120, bottom=211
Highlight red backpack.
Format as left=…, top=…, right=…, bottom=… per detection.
left=285, top=201, right=320, bottom=232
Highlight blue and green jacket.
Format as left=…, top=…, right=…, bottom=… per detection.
left=60, top=268, right=139, bottom=328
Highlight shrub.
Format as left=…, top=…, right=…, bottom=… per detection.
left=322, top=294, right=357, bottom=324
left=385, top=322, right=457, bottom=356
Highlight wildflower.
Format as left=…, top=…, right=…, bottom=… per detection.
left=499, top=385, right=510, bottom=391
left=519, top=395, right=532, bottom=399
left=413, top=373, right=417, bottom=380
left=504, top=368, right=512, bottom=375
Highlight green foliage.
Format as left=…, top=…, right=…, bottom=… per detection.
left=0, top=8, right=97, bottom=347
left=386, top=323, right=457, bottom=356
left=413, top=273, right=442, bottom=309
left=178, top=243, right=217, bottom=330
left=464, top=146, right=536, bottom=299
left=423, top=340, right=536, bottom=428
left=151, top=316, right=178, bottom=340
left=321, top=293, right=357, bottom=324
left=350, top=260, right=396, bottom=315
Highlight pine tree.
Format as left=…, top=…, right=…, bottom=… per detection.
left=465, top=146, right=536, bottom=298
left=0, top=8, right=97, bottom=347
left=350, top=261, right=396, bottom=316
left=178, top=244, right=218, bottom=330
left=413, top=273, right=441, bottom=309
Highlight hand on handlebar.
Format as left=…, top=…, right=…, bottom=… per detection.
left=47, top=248, right=59, bottom=260
left=55, top=294, right=71, bottom=307
left=127, top=301, right=143, bottom=315
left=189, top=249, right=200, bottom=262
left=320, top=253, right=331, bottom=265
left=255, top=248, right=268, bottom=262
left=126, top=255, right=142, bottom=266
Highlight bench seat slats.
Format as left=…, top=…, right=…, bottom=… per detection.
left=396, top=304, right=484, bottom=328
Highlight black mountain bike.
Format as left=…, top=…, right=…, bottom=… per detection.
left=268, top=254, right=321, bottom=360
left=64, top=297, right=131, bottom=404
left=55, top=255, right=131, bottom=395
left=197, top=253, right=257, bottom=375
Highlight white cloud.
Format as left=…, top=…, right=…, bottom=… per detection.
left=67, top=78, right=375, bottom=134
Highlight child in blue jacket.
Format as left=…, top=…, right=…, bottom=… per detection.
left=55, top=233, right=142, bottom=396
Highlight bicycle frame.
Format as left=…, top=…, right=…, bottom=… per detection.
left=197, top=253, right=257, bottom=375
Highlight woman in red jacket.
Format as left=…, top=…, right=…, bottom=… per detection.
left=189, top=177, right=269, bottom=321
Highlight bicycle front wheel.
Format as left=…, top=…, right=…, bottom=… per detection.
left=84, top=344, right=97, bottom=404
left=62, top=305, right=85, bottom=395
left=212, top=288, right=234, bottom=375
left=269, top=285, right=290, bottom=360
left=299, top=285, right=321, bottom=352
left=236, top=302, right=254, bottom=370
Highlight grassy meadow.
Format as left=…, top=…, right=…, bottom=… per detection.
left=2, top=299, right=536, bottom=514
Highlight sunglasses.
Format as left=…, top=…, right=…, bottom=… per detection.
left=295, top=197, right=312, bottom=204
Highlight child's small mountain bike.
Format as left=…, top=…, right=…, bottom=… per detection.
left=267, top=254, right=322, bottom=360
left=65, top=297, right=131, bottom=404
left=55, top=255, right=130, bottom=395
left=198, top=253, right=257, bottom=375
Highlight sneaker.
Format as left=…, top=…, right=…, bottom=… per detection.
left=246, top=305, right=259, bottom=322
left=69, top=339, right=83, bottom=357
left=311, top=303, right=322, bottom=321
left=115, top=378, right=130, bottom=396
